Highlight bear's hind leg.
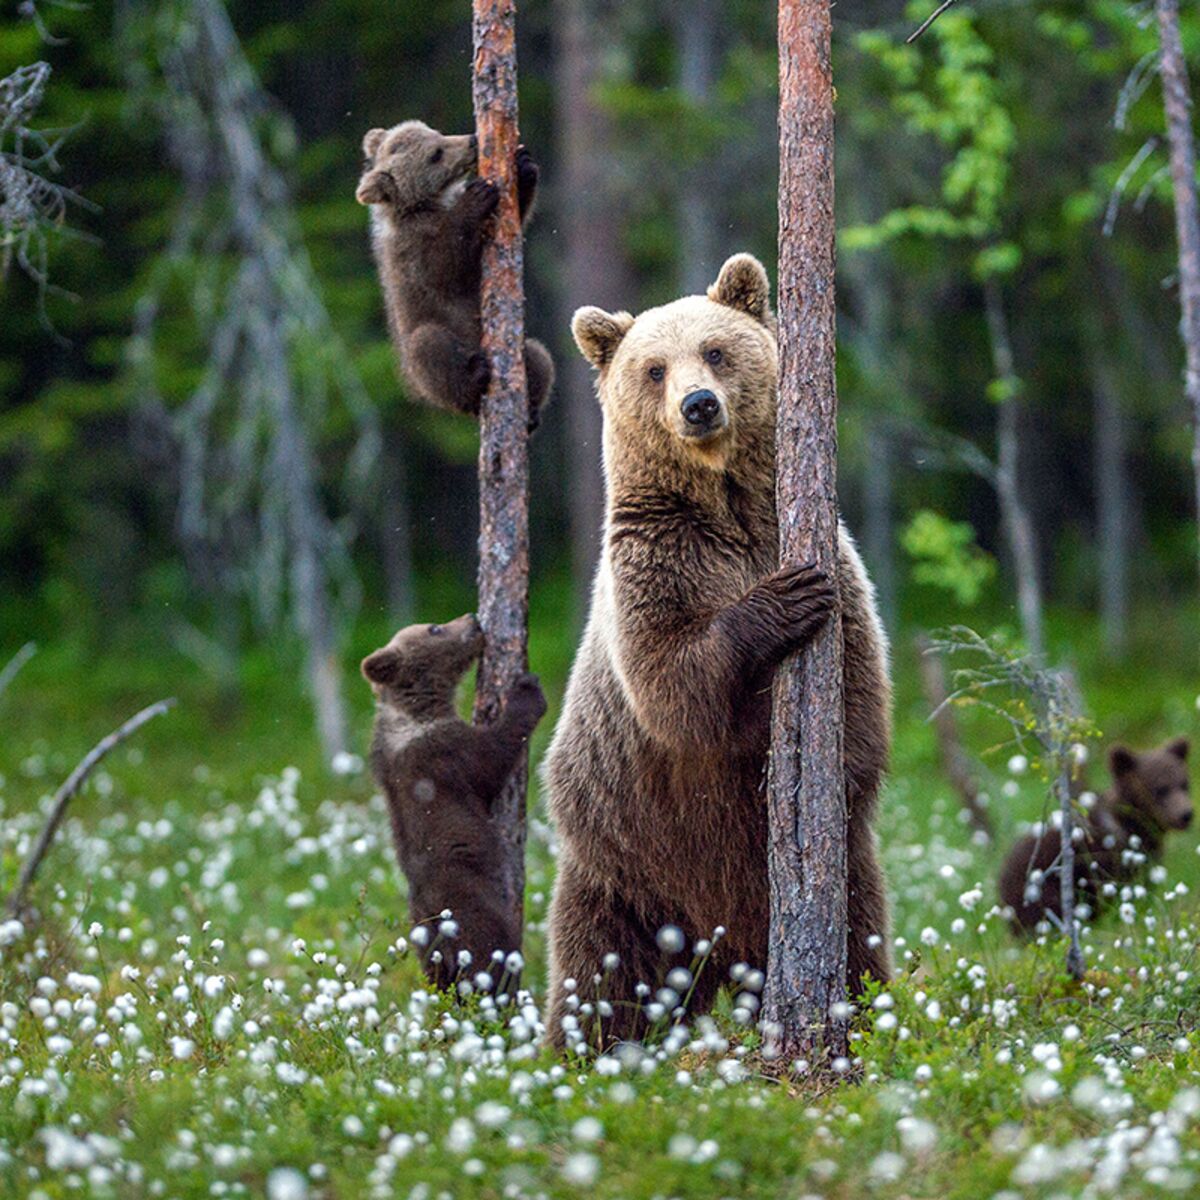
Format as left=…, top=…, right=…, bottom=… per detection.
left=545, top=857, right=670, bottom=1052
left=846, top=816, right=892, bottom=994
left=524, top=339, right=555, bottom=432
left=405, top=322, right=489, bottom=415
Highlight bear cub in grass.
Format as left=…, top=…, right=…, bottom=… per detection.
left=1000, top=738, right=1192, bottom=933
left=356, top=120, right=554, bottom=428
left=362, top=614, right=547, bottom=987
left=542, top=253, right=893, bottom=1049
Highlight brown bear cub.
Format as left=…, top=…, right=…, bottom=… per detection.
left=362, top=614, right=547, bottom=988
left=356, top=120, right=554, bottom=428
left=1000, top=738, right=1192, bottom=933
left=542, top=254, right=893, bottom=1050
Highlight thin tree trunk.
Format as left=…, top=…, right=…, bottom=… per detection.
left=1155, top=0, right=1200, bottom=586
left=1090, top=352, right=1129, bottom=656
left=984, top=281, right=1045, bottom=659
left=675, top=0, right=720, bottom=294
left=554, top=0, right=632, bottom=606
left=764, top=0, right=848, bottom=1068
left=472, top=0, right=531, bottom=946
left=916, top=635, right=991, bottom=841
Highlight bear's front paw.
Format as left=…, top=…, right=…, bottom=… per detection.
left=752, top=563, right=837, bottom=646
left=515, top=144, right=539, bottom=187
left=463, top=177, right=500, bottom=218
left=507, top=672, right=548, bottom=724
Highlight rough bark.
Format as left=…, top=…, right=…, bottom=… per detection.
left=1155, top=0, right=1200, bottom=585
left=553, top=0, right=633, bottom=606
left=915, top=634, right=991, bottom=841
left=472, top=0, right=531, bottom=945
left=1090, top=351, right=1129, bottom=656
left=763, top=0, right=848, bottom=1068
left=675, top=0, right=721, bottom=293
left=7, top=699, right=175, bottom=916
left=984, top=281, right=1045, bottom=660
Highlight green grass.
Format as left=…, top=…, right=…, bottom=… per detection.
left=0, top=599, right=1198, bottom=1198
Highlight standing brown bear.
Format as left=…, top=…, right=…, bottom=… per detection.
left=999, top=738, right=1192, bottom=933
left=362, top=614, right=547, bottom=988
left=356, top=119, right=554, bottom=427
left=542, top=254, right=893, bottom=1049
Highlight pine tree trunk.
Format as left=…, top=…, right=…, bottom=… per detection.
left=472, top=0, right=531, bottom=945
left=554, top=0, right=632, bottom=607
left=763, top=0, right=848, bottom=1068
left=984, top=281, right=1045, bottom=659
left=1155, top=0, right=1200, bottom=587
left=1091, top=352, right=1128, bottom=656
left=675, top=0, right=720, bottom=293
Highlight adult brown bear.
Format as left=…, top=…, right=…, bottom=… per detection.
left=542, top=254, right=892, bottom=1050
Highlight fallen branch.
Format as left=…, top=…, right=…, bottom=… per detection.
left=0, top=642, right=36, bottom=701
left=907, top=0, right=961, bottom=44
left=6, top=698, right=176, bottom=917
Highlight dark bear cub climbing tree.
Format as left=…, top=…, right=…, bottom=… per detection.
left=763, top=0, right=849, bottom=1066
left=471, top=0, right=532, bottom=951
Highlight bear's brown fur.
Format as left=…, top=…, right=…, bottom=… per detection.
left=542, top=254, right=893, bottom=1049
left=362, top=614, right=547, bottom=988
left=356, top=120, right=554, bottom=426
left=999, top=738, right=1192, bottom=933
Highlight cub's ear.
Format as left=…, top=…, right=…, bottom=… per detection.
left=708, top=253, right=772, bottom=325
left=1108, top=744, right=1138, bottom=778
left=1166, top=736, right=1190, bottom=761
left=362, top=127, right=388, bottom=160
left=362, top=646, right=401, bottom=686
left=572, top=307, right=634, bottom=370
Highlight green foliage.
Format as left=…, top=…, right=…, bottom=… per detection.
left=902, top=509, right=996, bottom=606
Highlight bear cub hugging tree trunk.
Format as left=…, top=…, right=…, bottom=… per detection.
left=1000, top=737, right=1192, bottom=933
left=356, top=120, right=555, bottom=428
left=542, top=253, right=893, bottom=1051
left=362, top=615, right=547, bottom=989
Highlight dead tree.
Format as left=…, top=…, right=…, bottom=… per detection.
left=763, top=0, right=848, bottom=1067
left=983, top=281, right=1045, bottom=660
left=915, top=634, right=991, bottom=841
left=471, top=0, right=532, bottom=946
left=1155, top=0, right=1200, bottom=585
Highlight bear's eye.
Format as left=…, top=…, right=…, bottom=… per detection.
left=704, top=347, right=724, bottom=366
left=429, top=148, right=444, bottom=164
left=428, top=625, right=443, bottom=637
left=647, top=364, right=665, bottom=383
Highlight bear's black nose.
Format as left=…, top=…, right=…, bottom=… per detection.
left=681, top=389, right=721, bottom=427
left=1183, top=809, right=1194, bottom=828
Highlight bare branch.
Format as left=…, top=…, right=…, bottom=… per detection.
left=6, top=699, right=177, bottom=917
left=907, top=0, right=961, bottom=44
left=0, top=642, right=36, bottom=701
left=1103, top=135, right=1160, bottom=238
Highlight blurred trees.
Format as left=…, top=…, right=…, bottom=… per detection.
left=2, top=0, right=1200, bottom=744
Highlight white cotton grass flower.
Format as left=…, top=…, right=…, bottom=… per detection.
left=1007, top=754, right=1028, bottom=776
left=656, top=925, right=685, bottom=953
left=561, top=1152, right=599, bottom=1186
left=266, top=1168, right=309, bottom=1200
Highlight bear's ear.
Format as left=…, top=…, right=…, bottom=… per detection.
left=1109, top=744, right=1138, bottom=778
left=362, top=646, right=401, bottom=686
left=362, top=128, right=387, bottom=161
left=708, top=253, right=772, bottom=325
left=1166, top=736, right=1190, bottom=762
left=572, top=307, right=634, bottom=370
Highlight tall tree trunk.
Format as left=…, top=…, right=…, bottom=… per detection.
left=554, top=0, right=633, bottom=606
left=472, top=0, right=531, bottom=946
left=675, top=0, right=720, bottom=293
left=764, top=0, right=848, bottom=1067
left=1090, top=351, right=1129, bottom=656
left=1156, top=0, right=1200, bottom=586
left=984, top=281, right=1045, bottom=659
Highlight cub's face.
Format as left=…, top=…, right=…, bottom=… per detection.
left=361, top=614, right=485, bottom=706
left=572, top=254, right=777, bottom=472
left=1109, top=738, right=1192, bottom=832
left=356, top=120, right=477, bottom=213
